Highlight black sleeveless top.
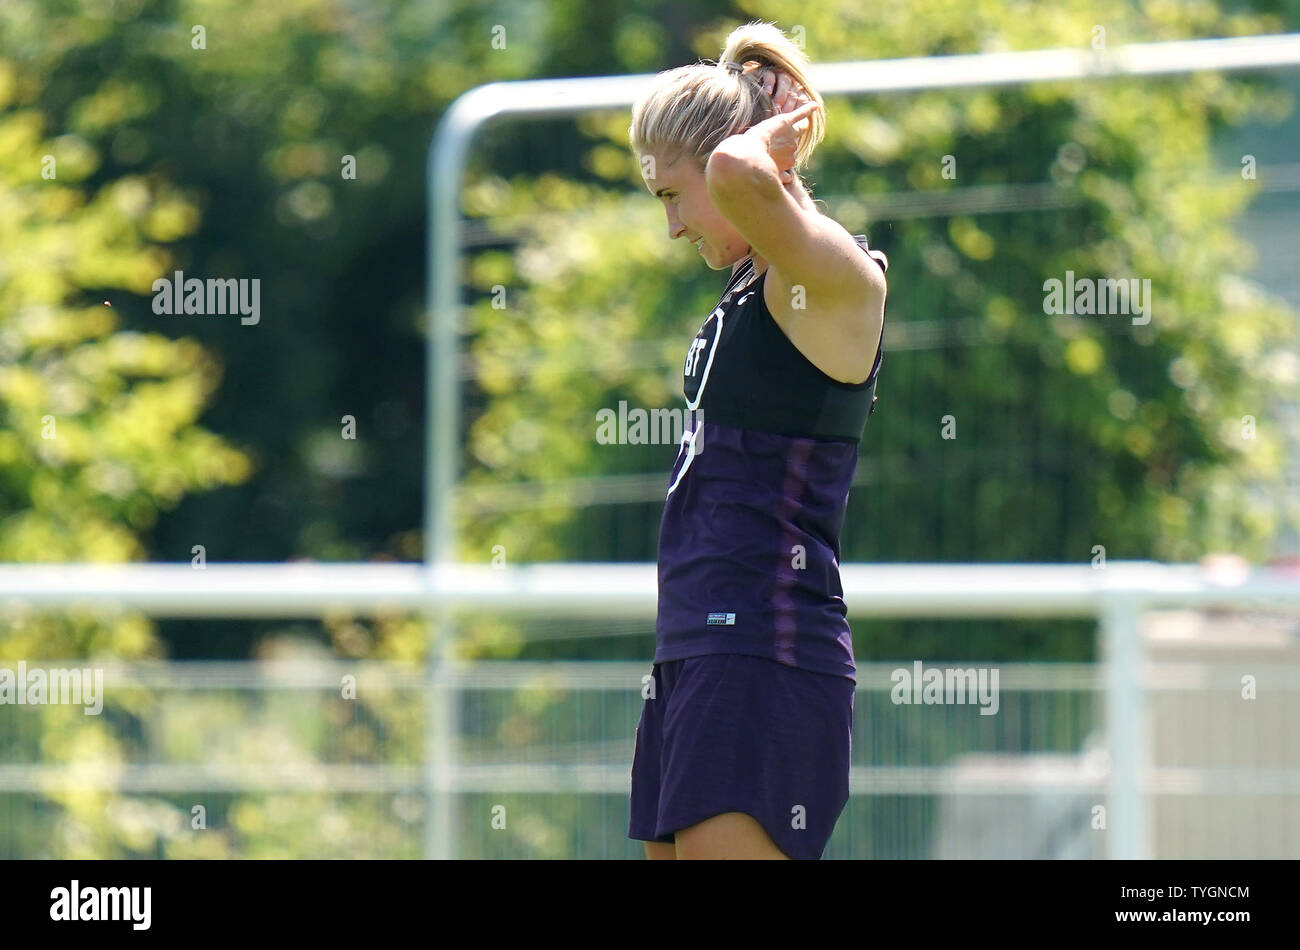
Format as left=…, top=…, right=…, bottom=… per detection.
left=682, top=235, right=886, bottom=442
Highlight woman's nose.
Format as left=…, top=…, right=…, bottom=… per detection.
left=666, top=209, right=685, bottom=240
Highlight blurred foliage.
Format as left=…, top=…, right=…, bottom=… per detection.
left=0, top=101, right=249, bottom=566
left=1, top=0, right=258, bottom=857
left=1, top=0, right=1298, bottom=856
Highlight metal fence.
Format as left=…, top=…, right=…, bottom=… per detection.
left=0, top=656, right=1107, bottom=859
left=3, top=561, right=1300, bottom=857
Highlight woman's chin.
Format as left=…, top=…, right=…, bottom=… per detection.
left=700, top=247, right=737, bottom=271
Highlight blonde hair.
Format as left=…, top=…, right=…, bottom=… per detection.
left=629, top=20, right=825, bottom=174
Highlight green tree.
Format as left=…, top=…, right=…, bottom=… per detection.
left=0, top=51, right=251, bottom=854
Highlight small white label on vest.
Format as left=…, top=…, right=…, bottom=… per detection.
left=706, top=612, right=736, bottom=625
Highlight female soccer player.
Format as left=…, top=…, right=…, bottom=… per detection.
left=627, top=21, right=889, bottom=860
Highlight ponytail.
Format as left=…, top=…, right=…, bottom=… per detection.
left=630, top=20, right=825, bottom=173
left=717, top=20, right=825, bottom=169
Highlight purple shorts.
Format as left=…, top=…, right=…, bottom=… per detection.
left=628, top=653, right=854, bottom=860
